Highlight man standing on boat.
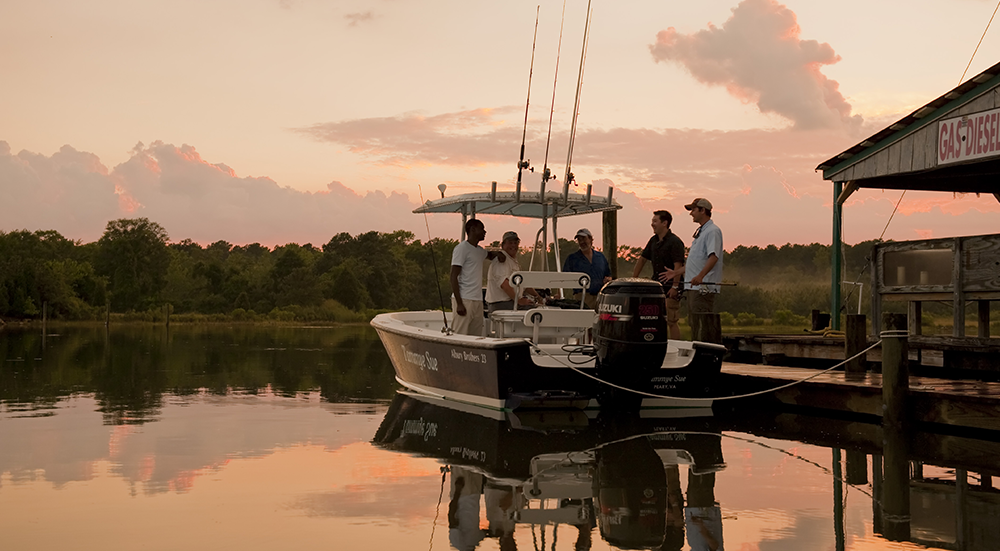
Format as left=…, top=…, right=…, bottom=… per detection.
left=562, top=228, right=612, bottom=309
left=451, top=218, right=504, bottom=336
left=632, top=210, right=685, bottom=340
left=664, top=198, right=724, bottom=320
left=486, top=231, right=543, bottom=314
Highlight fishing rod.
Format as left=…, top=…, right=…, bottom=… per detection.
left=540, top=0, right=567, bottom=188
left=515, top=6, right=540, bottom=193
left=418, top=185, right=451, bottom=334
left=562, top=0, right=593, bottom=203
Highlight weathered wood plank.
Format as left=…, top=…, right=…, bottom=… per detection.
left=912, top=127, right=929, bottom=170
left=887, top=142, right=901, bottom=173
left=925, top=123, right=939, bottom=169
left=898, top=135, right=914, bottom=173
left=875, top=149, right=890, bottom=176
left=721, top=362, right=1000, bottom=432
left=962, top=234, right=1000, bottom=292
left=969, top=92, right=994, bottom=114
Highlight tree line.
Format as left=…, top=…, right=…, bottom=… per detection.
left=0, top=217, right=880, bottom=323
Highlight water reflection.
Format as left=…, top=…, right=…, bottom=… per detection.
left=3, top=326, right=1000, bottom=550
left=0, top=324, right=396, bottom=423
left=375, top=393, right=726, bottom=550
left=376, top=392, right=1000, bottom=551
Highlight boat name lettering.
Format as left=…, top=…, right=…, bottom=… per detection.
left=650, top=375, right=686, bottom=383
left=598, top=303, right=623, bottom=314
left=450, top=446, right=486, bottom=462
left=450, top=349, right=487, bottom=363
left=649, top=433, right=688, bottom=441
left=401, top=345, right=439, bottom=371
left=400, top=417, right=438, bottom=442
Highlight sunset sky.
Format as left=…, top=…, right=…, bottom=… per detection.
left=2, top=0, right=999, bottom=248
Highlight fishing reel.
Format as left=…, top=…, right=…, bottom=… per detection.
left=517, top=159, right=530, bottom=170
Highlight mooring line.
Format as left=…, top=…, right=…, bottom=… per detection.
left=527, top=339, right=884, bottom=402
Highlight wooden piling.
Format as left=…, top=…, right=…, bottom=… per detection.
left=844, top=314, right=867, bottom=376
left=692, top=313, right=722, bottom=345
left=881, top=313, right=909, bottom=429
left=602, top=210, right=618, bottom=279
left=881, top=421, right=911, bottom=541
left=811, top=309, right=830, bottom=331
left=845, top=449, right=869, bottom=485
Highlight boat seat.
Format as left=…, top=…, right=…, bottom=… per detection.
left=522, top=308, right=596, bottom=343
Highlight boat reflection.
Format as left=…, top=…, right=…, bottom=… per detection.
left=373, top=392, right=726, bottom=550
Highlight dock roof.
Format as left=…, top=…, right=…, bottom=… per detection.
left=817, top=59, right=1000, bottom=197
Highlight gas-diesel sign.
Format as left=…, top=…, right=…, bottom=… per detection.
left=938, top=108, right=1000, bottom=165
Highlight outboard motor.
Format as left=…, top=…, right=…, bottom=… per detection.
left=593, top=279, right=668, bottom=409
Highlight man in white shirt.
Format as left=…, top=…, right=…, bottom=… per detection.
left=661, top=197, right=724, bottom=317
left=486, top=231, right=542, bottom=313
left=450, top=218, right=504, bottom=336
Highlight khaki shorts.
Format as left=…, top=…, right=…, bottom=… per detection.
left=666, top=297, right=681, bottom=325
left=451, top=296, right=485, bottom=336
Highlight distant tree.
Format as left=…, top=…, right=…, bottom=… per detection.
left=95, top=218, right=170, bottom=311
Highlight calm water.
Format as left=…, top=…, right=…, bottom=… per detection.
left=1, top=325, right=995, bottom=550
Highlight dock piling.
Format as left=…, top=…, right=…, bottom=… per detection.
left=881, top=313, right=909, bottom=429
left=845, top=314, right=867, bottom=376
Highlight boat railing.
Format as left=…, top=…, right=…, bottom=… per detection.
left=510, top=271, right=591, bottom=309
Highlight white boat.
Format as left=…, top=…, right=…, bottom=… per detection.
left=371, top=191, right=727, bottom=412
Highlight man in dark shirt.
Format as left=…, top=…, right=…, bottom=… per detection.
left=633, top=210, right=685, bottom=339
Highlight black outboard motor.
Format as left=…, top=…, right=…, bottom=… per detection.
left=593, top=279, right=668, bottom=409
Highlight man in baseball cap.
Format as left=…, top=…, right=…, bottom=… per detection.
left=562, top=228, right=612, bottom=308
left=486, top=230, right=543, bottom=313
left=683, top=197, right=723, bottom=316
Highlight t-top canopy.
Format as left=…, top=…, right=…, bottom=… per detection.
left=414, top=190, right=622, bottom=219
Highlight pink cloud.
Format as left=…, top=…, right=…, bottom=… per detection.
left=649, top=0, right=861, bottom=131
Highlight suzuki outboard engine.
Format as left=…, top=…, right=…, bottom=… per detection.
left=593, top=279, right=668, bottom=409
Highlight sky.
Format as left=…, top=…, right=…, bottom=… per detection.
left=2, top=0, right=999, bottom=249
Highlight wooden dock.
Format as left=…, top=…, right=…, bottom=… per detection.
left=724, top=333, right=1000, bottom=370
left=720, top=361, right=1000, bottom=433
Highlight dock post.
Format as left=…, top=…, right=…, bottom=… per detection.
left=844, top=314, right=867, bottom=376
left=879, top=313, right=912, bottom=538
left=602, top=210, right=618, bottom=279
left=881, top=313, right=909, bottom=429
left=692, top=313, right=722, bottom=345
left=845, top=449, right=869, bottom=485
left=880, top=420, right=911, bottom=541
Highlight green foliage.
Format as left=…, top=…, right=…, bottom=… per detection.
left=0, top=220, right=883, bottom=324
left=96, top=218, right=170, bottom=311
left=719, top=312, right=735, bottom=326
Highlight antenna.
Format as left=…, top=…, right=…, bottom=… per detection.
left=563, top=0, right=593, bottom=205
left=516, top=6, right=540, bottom=193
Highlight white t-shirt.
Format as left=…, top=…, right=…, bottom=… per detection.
left=451, top=240, right=489, bottom=301
left=485, top=250, right=521, bottom=304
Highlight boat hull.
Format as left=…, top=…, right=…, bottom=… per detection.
left=371, top=312, right=724, bottom=411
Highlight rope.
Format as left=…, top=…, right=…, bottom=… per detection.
left=527, top=339, right=883, bottom=402
left=960, top=0, right=1000, bottom=84
left=428, top=466, right=449, bottom=551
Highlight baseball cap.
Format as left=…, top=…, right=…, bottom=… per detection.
left=684, top=198, right=713, bottom=210
left=502, top=231, right=519, bottom=243
left=574, top=228, right=593, bottom=239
